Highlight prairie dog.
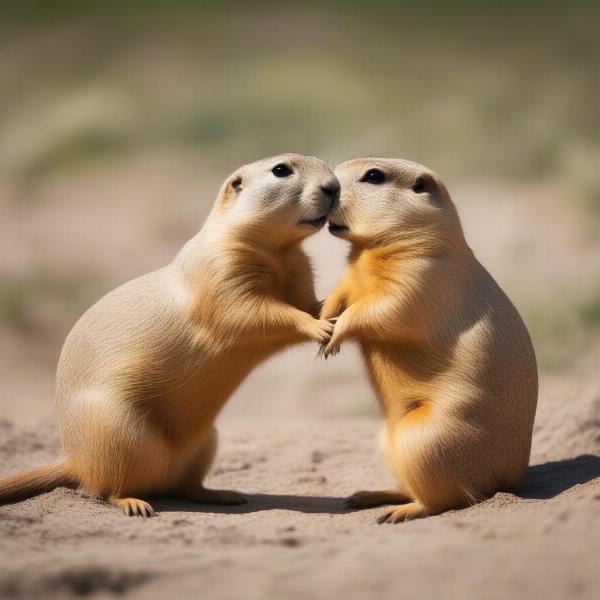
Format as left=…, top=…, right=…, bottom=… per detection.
left=321, top=158, right=537, bottom=523
left=0, top=153, right=340, bottom=516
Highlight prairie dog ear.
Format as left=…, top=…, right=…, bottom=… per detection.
left=230, top=175, right=243, bottom=193
left=219, top=173, right=243, bottom=209
left=411, top=173, right=437, bottom=195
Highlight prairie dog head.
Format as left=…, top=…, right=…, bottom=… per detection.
left=329, top=158, right=464, bottom=251
left=214, top=153, right=339, bottom=245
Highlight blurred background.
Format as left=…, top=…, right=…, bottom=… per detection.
left=1, top=0, right=599, bottom=424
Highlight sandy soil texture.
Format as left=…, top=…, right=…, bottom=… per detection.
left=1, top=371, right=599, bottom=600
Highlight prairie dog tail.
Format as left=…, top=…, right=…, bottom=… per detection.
left=0, top=462, right=78, bottom=504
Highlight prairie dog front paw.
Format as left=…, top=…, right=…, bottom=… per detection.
left=299, top=317, right=335, bottom=343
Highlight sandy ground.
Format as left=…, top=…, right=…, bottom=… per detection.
left=1, top=372, right=599, bottom=600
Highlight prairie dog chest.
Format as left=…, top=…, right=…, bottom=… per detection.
left=277, top=263, right=297, bottom=300
left=347, top=254, right=391, bottom=304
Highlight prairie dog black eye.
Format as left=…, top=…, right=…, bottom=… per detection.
left=272, top=163, right=293, bottom=178
left=412, top=175, right=433, bottom=194
left=360, top=168, right=386, bottom=184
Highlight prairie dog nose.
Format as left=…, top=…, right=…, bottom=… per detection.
left=320, top=178, right=340, bottom=201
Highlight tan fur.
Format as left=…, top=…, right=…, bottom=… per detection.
left=0, top=463, right=77, bottom=503
left=322, top=158, right=538, bottom=523
left=0, top=153, right=339, bottom=516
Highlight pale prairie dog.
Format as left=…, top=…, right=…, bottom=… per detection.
left=321, top=158, right=538, bottom=523
left=0, top=153, right=340, bottom=517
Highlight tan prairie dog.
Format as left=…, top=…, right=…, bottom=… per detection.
left=0, top=153, right=339, bottom=517
left=321, top=158, right=538, bottom=523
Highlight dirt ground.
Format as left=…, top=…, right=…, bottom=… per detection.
left=1, top=370, right=599, bottom=600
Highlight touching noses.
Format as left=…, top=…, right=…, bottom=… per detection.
left=320, top=177, right=341, bottom=209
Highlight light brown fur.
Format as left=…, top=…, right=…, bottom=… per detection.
left=322, top=158, right=538, bottom=523
left=0, top=153, right=339, bottom=516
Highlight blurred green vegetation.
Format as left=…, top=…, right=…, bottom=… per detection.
left=0, top=273, right=104, bottom=332
left=524, top=292, right=600, bottom=370
left=1, top=0, right=599, bottom=185
left=0, top=1, right=599, bottom=373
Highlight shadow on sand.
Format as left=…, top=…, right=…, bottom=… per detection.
left=519, top=454, right=600, bottom=500
left=153, top=454, right=600, bottom=515
left=154, top=493, right=350, bottom=515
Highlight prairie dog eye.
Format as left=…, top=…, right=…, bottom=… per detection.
left=360, top=168, right=386, bottom=184
left=272, top=163, right=293, bottom=178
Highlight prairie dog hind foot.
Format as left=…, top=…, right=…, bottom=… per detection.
left=109, top=496, right=156, bottom=518
left=377, top=502, right=428, bottom=524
